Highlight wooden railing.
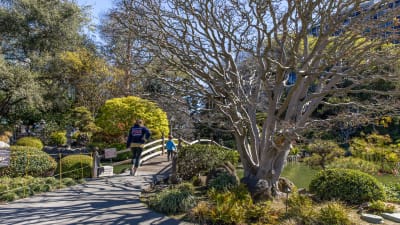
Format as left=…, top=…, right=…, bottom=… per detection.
left=92, top=137, right=230, bottom=177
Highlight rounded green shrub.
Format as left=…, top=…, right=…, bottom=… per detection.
left=58, top=154, right=92, bottom=179
left=49, top=131, right=67, bottom=146
left=309, top=168, right=386, bottom=204
left=177, top=144, right=239, bottom=180
left=148, top=187, right=196, bottom=214
left=96, top=96, right=169, bottom=141
left=0, top=146, right=57, bottom=177
left=15, top=137, right=43, bottom=150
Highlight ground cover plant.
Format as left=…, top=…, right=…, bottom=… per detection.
left=0, top=176, right=83, bottom=202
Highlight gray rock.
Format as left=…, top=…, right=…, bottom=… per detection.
left=381, top=212, right=400, bottom=223
left=360, top=213, right=384, bottom=224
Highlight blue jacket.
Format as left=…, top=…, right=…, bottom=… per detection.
left=166, top=140, right=176, bottom=151
left=126, top=124, right=151, bottom=148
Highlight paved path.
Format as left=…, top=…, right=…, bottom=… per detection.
left=0, top=155, right=194, bottom=225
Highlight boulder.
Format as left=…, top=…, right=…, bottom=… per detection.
left=381, top=212, right=400, bottom=223
left=360, top=213, right=384, bottom=224
left=278, top=177, right=295, bottom=193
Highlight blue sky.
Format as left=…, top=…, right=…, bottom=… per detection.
left=76, top=0, right=113, bottom=24
left=76, top=0, right=114, bottom=42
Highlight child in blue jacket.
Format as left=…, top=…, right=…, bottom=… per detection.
left=166, top=135, right=177, bottom=161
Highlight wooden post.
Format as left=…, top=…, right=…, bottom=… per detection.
left=170, top=136, right=181, bottom=184
left=161, top=133, right=165, bottom=155
left=178, top=137, right=182, bottom=149
left=92, top=147, right=99, bottom=178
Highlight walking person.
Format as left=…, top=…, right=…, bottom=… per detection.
left=166, top=135, right=177, bottom=161
left=126, top=119, right=151, bottom=176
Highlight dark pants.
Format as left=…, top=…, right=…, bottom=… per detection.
left=131, top=147, right=143, bottom=168
left=167, top=150, right=175, bottom=161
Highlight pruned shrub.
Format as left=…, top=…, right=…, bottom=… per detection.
left=304, top=139, right=343, bottom=169
left=148, top=187, right=196, bottom=214
left=309, top=168, right=386, bottom=204
left=49, top=131, right=67, bottom=146
left=317, top=201, right=352, bottom=225
left=327, top=157, right=379, bottom=174
left=15, top=137, right=43, bottom=150
left=177, top=144, right=239, bottom=180
left=58, top=154, right=92, bottom=179
left=0, top=146, right=56, bottom=177
left=95, top=96, right=169, bottom=141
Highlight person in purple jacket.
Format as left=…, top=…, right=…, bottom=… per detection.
left=126, top=119, right=151, bottom=176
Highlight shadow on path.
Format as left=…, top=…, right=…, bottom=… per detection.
left=0, top=155, right=193, bottom=225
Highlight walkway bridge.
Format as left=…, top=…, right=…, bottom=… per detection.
left=94, top=137, right=231, bottom=177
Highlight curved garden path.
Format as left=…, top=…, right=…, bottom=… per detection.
left=0, top=155, right=193, bottom=225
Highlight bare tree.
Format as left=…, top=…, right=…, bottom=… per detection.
left=127, top=0, right=399, bottom=200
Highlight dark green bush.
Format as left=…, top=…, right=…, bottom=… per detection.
left=208, top=172, right=238, bottom=191
left=177, top=144, right=239, bottom=180
left=148, top=187, right=196, bottom=214
left=309, top=168, right=386, bottom=204
left=0, top=146, right=57, bottom=177
left=15, top=137, right=44, bottom=150
left=58, top=154, right=92, bottom=179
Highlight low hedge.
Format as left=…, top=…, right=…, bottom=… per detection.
left=309, top=168, right=386, bottom=204
left=0, top=146, right=57, bottom=177
left=57, top=154, right=92, bottom=179
left=15, top=137, right=44, bottom=150
left=177, top=144, right=239, bottom=180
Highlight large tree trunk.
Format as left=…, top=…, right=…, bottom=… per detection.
left=239, top=137, right=291, bottom=202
